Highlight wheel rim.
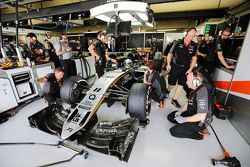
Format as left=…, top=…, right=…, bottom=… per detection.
left=70, top=79, right=89, bottom=103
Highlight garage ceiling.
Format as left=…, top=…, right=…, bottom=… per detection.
left=0, top=0, right=246, bottom=13
left=150, top=0, right=247, bottom=13
left=0, top=0, right=249, bottom=30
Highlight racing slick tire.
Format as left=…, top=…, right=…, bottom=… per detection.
left=60, top=76, right=89, bottom=105
left=127, top=83, right=151, bottom=120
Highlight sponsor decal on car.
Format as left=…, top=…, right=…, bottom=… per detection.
left=78, top=105, right=91, bottom=111
left=88, top=94, right=96, bottom=100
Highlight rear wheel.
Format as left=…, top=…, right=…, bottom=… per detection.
left=60, top=76, right=89, bottom=105
left=127, top=83, right=151, bottom=120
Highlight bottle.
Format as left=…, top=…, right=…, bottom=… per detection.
left=26, top=57, right=31, bottom=66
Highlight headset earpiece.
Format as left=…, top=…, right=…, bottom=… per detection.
left=192, top=71, right=200, bottom=87
left=32, top=36, right=36, bottom=40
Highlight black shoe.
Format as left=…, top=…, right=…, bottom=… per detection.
left=171, top=99, right=181, bottom=108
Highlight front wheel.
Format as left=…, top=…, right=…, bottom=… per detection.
left=127, top=83, right=151, bottom=120
left=60, top=76, right=89, bottom=105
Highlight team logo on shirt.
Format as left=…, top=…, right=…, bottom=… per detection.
left=198, top=99, right=206, bottom=110
left=178, top=44, right=184, bottom=48
left=188, top=45, right=195, bottom=54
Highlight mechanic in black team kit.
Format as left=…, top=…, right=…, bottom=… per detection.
left=196, top=34, right=209, bottom=67
left=165, top=27, right=197, bottom=108
left=215, top=27, right=236, bottom=70
left=27, top=32, right=49, bottom=64
left=88, top=31, right=116, bottom=79
left=167, top=71, right=213, bottom=140
left=37, top=67, right=64, bottom=105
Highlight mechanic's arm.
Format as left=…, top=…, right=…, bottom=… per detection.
left=143, top=68, right=150, bottom=84
left=186, top=113, right=207, bottom=122
left=186, top=55, right=197, bottom=74
left=165, top=41, right=177, bottom=72
left=65, top=47, right=72, bottom=52
left=181, top=102, right=188, bottom=111
left=197, top=51, right=207, bottom=58
left=88, top=44, right=99, bottom=63
left=55, top=44, right=66, bottom=57
left=217, top=51, right=235, bottom=69
left=165, top=52, right=173, bottom=72
left=36, top=77, right=48, bottom=83
left=37, top=57, right=50, bottom=63
left=56, top=50, right=65, bottom=57
left=106, top=55, right=117, bottom=63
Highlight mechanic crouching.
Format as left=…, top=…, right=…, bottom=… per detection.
left=37, top=68, right=64, bottom=105
left=144, top=60, right=168, bottom=108
left=167, top=71, right=213, bottom=140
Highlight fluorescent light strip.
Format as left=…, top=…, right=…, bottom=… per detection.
left=146, top=22, right=153, bottom=27
left=90, top=2, right=148, bottom=16
left=132, top=22, right=142, bottom=26
left=119, top=13, right=138, bottom=22
left=137, top=12, right=148, bottom=21
left=95, top=15, right=114, bottom=22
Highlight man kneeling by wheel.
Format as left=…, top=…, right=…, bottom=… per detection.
left=167, top=71, right=213, bottom=140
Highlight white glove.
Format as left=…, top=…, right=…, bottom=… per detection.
left=175, top=109, right=184, bottom=117
left=174, top=115, right=187, bottom=124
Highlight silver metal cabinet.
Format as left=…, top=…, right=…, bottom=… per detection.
left=0, top=78, right=18, bottom=112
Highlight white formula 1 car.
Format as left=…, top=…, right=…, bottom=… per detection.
left=29, top=67, right=151, bottom=161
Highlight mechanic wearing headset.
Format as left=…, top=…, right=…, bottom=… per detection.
left=88, top=31, right=116, bottom=79
left=167, top=71, right=213, bottom=140
left=164, top=27, right=197, bottom=108
left=37, top=67, right=64, bottom=105
left=27, top=32, right=49, bottom=64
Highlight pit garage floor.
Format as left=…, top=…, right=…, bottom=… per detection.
left=0, top=91, right=250, bottom=167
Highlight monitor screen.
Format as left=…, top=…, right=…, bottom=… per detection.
left=106, top=21, right=131, bottom=37
left=119, top=21, right=131, bottom=36
left=106, top=22, right=116, bottom=37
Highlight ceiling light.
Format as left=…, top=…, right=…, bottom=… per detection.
left=137, top=12, right=148, bottom=21
left=90, top=1, right=154, bottom=27
left=119, top=13, right=137, bottom=22
left=157, top=29, right=178, bottom=32
left=146, top=22, right=153, bottom=27
left=90, top=1, right=148, bottom=16
left=96, top=15, right=115, bottom=22
left=133, top=22, right=142, bottom=26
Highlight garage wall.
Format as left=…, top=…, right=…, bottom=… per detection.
left=226, top=22, right=250, bottom=145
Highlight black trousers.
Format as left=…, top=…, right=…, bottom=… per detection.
left=167, top=111, right=206, bottom=140
left=60, top=59, right=77, bottom=79
left=49, top=53, right=61, bottom=68
left=42, top=82, right=60, bottom=105
left=95, top=64, right=105, bottom=78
